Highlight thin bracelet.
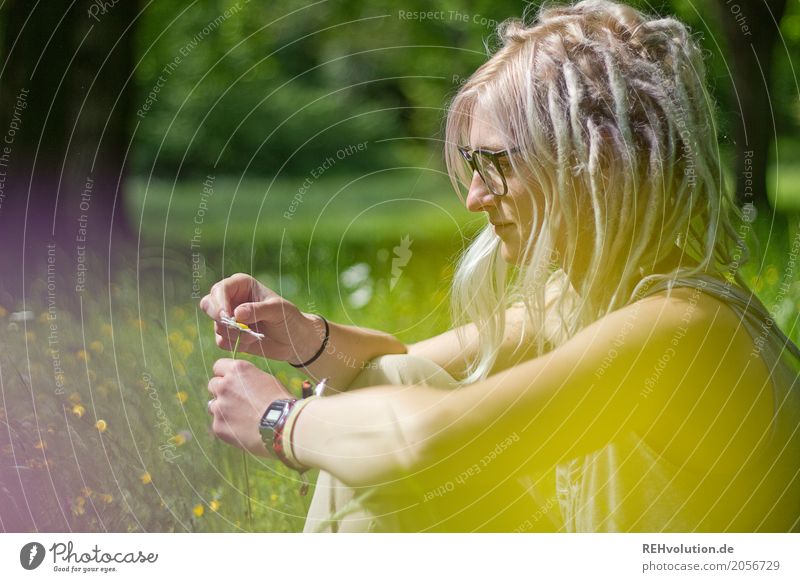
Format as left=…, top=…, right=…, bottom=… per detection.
left=282, top=395, right=319, bottom=471
left=289, top=314, right=330, bottom=368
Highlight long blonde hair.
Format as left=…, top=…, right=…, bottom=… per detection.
left=446, top=0, right=751, bottom=385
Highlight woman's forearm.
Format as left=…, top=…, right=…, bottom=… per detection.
left=291, top=382, right=457, bottom=488
left=292, top=313, right=407, bottom=392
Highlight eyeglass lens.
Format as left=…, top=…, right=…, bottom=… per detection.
left=470, top=152, right=505, bottom=195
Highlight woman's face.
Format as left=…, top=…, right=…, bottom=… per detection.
left=465, top=109, right=538, bottom=264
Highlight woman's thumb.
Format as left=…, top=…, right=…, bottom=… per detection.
left=233, top=303, right=258, bottom=324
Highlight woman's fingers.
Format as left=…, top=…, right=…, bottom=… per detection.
left=207, top=376, right=222, bottom=397
left=233, top=298, right=288, bottom=326
left=214, top=331, right=261, bottom=352
left=200, top=273, right=268, bottom=320
left=212, top=357, right=239, bottom=377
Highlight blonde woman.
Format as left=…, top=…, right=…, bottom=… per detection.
left=200, top=0, right=800, bottom=532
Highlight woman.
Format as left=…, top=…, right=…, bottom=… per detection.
left=200, top=0, right=800, bottom=532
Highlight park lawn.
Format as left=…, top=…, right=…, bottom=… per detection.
left=128, top=170, right=479, bottom=252
left=1, top=166, right=796, bottom=533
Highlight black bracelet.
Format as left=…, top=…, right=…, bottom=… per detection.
left=289, top=314, right=330, bottom=368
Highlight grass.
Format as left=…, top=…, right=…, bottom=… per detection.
left=1, top=168, right=798, bottom=532
left=128, top=170, right=478, bottom=253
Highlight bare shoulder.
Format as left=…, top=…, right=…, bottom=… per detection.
left=624, top=285, right=774, bottom=475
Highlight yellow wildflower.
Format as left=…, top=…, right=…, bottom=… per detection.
left=72, top=404, right=85, bottom=418
left=764, top=265, right=779, bottom=285
left=89, top=341, right=104, bottom=354
left=169, top=433, right=186, bottom=446
left=178, top=339, right=194, bottom=358
left=81, top=486, right=92, bottom=497
left=95, top=419, right=107, bottom=432
left=193, top=503, right=204, bottom=518
left=270, top=493, right=279, bottom=503
left=0, top=305, right=7, bottom=317
left=38, top=312, right=50, bottom=323
left=140, top=471, right=152, bottom=485
left=209, top=500, right=220, bottom=512
left=34, top=439, right=46, bottom=450
left=101, top=323, right=113, bottom=337
left=176, top=391, right=188, bottom=404
left=76, top=350, right=90, bottom=362
left=168, top=330, right=183, bottom=346
left=100, top=493, right=113, bottom=504
left=25, top=331, right=36, bottom=342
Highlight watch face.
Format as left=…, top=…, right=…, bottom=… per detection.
left=264, top=408, right=282, bottom=424
left=260, top=401, right=288, bottom=429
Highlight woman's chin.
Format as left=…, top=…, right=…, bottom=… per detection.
left=499, top=240, right=521, bottom=264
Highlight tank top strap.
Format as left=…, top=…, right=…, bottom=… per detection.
left=636, top=273, right=766, bottom=321
left=636, top=272, right=800, bottom=357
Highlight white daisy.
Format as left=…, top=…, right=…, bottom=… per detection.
left=220, top=314, right=264, bottom=341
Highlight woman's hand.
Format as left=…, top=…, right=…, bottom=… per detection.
left=199, top=273, right=325, bottom=364
left=207, top=358, right=292, bottom=457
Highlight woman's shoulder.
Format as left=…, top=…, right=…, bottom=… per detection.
left=611, top=282, right=776, bottom=474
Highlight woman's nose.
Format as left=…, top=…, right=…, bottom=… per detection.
left=465, top=172, right=498, bottom=213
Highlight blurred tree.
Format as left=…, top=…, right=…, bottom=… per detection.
left=713, top=0, right=788, bottom=211
left=0, top=0, right=137, bottom=298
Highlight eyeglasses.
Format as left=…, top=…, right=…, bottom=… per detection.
left=457, top=145, right=520, bottom=196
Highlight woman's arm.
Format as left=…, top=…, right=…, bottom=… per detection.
left=309, top=287, right=552, bottom=390
left=291, top=289, right=773, bottom=490
left=305, top=289, right=547, bottom=391
left=407, top=272, right=569, bottom=380
left=406, top=303, right=539, bottom=381
left=296, top=316, right=407, bottom=392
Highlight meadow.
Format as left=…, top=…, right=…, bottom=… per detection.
left=1, top=168, right=798, bottom=532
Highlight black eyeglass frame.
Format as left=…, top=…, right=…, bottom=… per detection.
left=457, top=145, right=521, bottom=196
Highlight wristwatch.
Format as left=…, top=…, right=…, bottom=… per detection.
left=259, top=398, right=298, bottom=465
left=259, top=397, right=313, bottom=495
left=259, top=381, right=327, bottom=496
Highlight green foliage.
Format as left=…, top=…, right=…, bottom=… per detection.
left=131, top=1, right=799, bottom=178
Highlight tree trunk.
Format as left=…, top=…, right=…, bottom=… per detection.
left=0, top=0, right=136, bottom=302
left=714, top=0, right=787, bottom=216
